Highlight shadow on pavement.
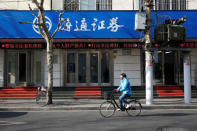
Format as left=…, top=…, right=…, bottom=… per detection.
left=0, top=112, right=28, bottom=118
left=139, top=113, right=190, bottom=117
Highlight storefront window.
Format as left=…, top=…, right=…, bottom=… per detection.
left=6, top=50, right=43, bottom=87
left=65, top=50, right=111, bottom=85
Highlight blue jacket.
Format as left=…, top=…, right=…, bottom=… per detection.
left=117, top=78, right=132, bottom=95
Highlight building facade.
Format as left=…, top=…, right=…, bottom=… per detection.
left=0, top=0, right=197, bottom=94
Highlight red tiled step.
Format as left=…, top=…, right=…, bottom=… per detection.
left=1, top=87, right=37, bottom=90
left=154, top=86, right=184, bottom=97
left=0, top=87, right=37, bottom=98
left=0, top=94, right=36, bottom=98
left=75, top=86, right=101, bottom=98
left=0, top=91, right=37, bottom=94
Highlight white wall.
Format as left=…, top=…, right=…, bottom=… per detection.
left=44, top=49, right=63, bottom=87
left=0, top=0, right=51, bottom=10
left=188, top=1, right=197, bottom=10
left=0, top=50, right=4, bottom=87
left=191, top=48, right=197, bottom=86
left=112, top=0, right=138, bottom=10
left=52, top=0, right=64, bottom=10
left=113, top=49, right=141, bottom=86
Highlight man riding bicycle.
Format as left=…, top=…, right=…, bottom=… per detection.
left=115, top=73, right=132, bottom=111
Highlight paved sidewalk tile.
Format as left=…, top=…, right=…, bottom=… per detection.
left=0, top=98, right=197, bottom=111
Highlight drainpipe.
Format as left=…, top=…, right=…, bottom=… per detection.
left=51, top=0, right=53, bottom=10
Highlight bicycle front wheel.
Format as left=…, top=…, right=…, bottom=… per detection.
left=99, top=101, right=116, bottom=118
left=126, top=100, right=142, bottom=116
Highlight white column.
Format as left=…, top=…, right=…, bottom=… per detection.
left=184, top=55, right=191, bottom=104
left=146, top=51, right=153, bottom=105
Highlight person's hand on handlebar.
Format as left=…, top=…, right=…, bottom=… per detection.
left=113, top=89, right=120, bottom=93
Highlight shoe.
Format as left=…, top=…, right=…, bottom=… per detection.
left=117, top=108, right=121, bottom=111
left=126, top=103, right=132, bottom=109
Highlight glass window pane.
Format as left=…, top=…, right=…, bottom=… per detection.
left=101, top=53, right=109, bottom=83
left=78, top=53, right=86, bottom=83
left=64, top=0, right=79, bottom=11
left=33, top=51, right=42, bottom=85
left=7, top=53, right=17, bottom=85
left=90, top=53, right=98, bottom=83
left=96, top=0, right=112, bottom=10
left=67, top=53, right=76, bottom=83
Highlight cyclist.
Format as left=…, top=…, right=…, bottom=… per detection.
left=114, top=73, right=132, bottom=111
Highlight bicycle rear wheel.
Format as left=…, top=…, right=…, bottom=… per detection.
left=126, top=100, right=142, bottom=116
left=99, top=101, right=116, bottom=118
left=36, top=92, right=46, bottom=105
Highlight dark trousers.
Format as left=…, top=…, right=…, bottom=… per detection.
left=119, top=94, right=130, bottom=109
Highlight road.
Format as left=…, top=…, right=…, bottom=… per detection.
left=0, top=109, right=197, bottom=131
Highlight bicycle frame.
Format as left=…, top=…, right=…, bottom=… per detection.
left=108, top=91, right=120, bottom=109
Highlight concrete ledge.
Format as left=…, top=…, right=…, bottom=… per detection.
left=1, top=105, right=197, bottom=111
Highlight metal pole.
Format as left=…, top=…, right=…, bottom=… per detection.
left=145, top=0, right=153, bottom=105
left=184, top=55, right=191, bottom=103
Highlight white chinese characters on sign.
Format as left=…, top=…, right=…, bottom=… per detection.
left=60, top=17, right=124, bottom=32
left=60, top=18, right=72, bottom=32
left=107, top=17, right=124, bottom=32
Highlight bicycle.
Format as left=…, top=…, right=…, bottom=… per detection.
left=36, top=86, right=47, bottom=105
left=99, top=90, right=142, bottom=118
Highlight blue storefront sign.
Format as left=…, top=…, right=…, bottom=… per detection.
left=0, top=10, right=197, bottom=39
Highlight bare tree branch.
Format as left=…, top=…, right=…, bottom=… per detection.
left=37, top=12, right=45, bottom=38
left=32, top=0, right=40, bottom=9
left=51, top=12, right=64, bottom=38
left=32, top=0, right=51, bottom=39
left=41, top=0, right=44, bottom=7
left=40, top=10, right=51, bottom=39
left=28, top=4, right=39, bottom=18
left=18, top=21, right=42, bottom=26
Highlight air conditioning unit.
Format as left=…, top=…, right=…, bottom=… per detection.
left=154, top=24, right=186, bottom=43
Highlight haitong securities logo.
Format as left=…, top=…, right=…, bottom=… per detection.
left=32, top=16, right=52, bottom=34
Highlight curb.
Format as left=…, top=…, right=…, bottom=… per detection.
left=1, top=105, right=197, bottom=111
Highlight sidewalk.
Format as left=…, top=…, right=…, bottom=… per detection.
left=0, top=98, right=197, bottom=111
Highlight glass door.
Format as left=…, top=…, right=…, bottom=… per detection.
left=164, top=51, right=176, bottom=85
left=152, top=51, right=178, bottom=85
left=67, top=53, right=76, bottom=83
left=19, top=53, right=27, bottom=84
left=101, top=52, right=110, bottom=83
left=90, top=53, right=98, bottom=83
left=78, top=53, right=86, bottom=83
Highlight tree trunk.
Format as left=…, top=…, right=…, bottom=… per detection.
left=46, top=38, right=53, bottom=104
